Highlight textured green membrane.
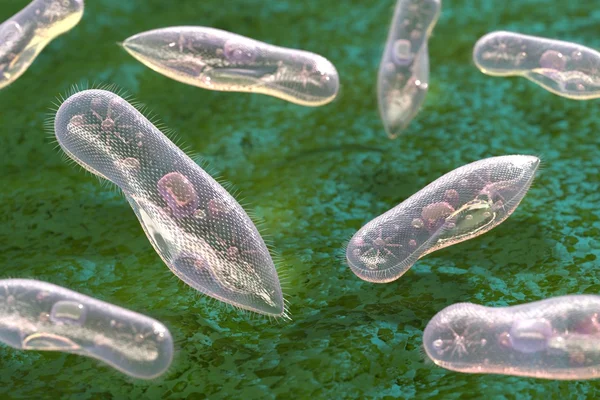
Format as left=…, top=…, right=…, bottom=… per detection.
left=0, top=0, right=599, bottom=398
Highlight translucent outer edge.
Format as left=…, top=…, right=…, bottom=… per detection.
left=423, top=295, right=600, bottom=380
left=0, top=279, right=173, bottom=379
left=0, top=0, right=84, bottom=90
left=346, top=155, right=539, bottom=283
left=126, top=195, right=285, bottom=317
left=53, top=89, right=285, bottom=317
left=121, top=26, right=340, bottom=106
left=376, top=0, right=442, bottom=138
left=472, top=31, right=600, bottom=101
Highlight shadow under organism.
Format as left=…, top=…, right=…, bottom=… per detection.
left=0, top=182, right=152, bottom=266
left=274, top=143, right=385, bottom=169
left=432, top=215, right=557, bottom=276
left=287, top=215, right=555, bottom=338
left=284, top=262, right=472, bottom=340
left=346, top=158, right=448, bottom=206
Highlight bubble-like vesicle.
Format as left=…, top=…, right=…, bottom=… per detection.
left=423, top=295, right=600, bottom=380
left=157, top=172, right=199, bottom=218
left=0, top=0, right=84, bottom=90
left=421, top=201, right=454, bottom=232
left=223, top=39, right=257, bottom=63
left=121, top=26, right=339, bottom=107
left=473, top=31, right=600, bottom=99
left=443, top=189, right=460, bottom=207
left=346, top=155, right=539, bottom=283
left=508, top=318, right=553, bottom=354
left=392, top=39, right=414, bottom=66
left=54, top=89, right=285, bottom=317
left=377, top=0, right=441, bottom=139
left=539, top=50, right=566, bottom=70
left=50, top=300, right=87, bottom=326
left=0, top=279, right=173, bottom=379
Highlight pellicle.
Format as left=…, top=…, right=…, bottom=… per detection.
left=423, top=295, right=600, bottom=380
left=473, top=31, right=600, bottom=100
left=345, top=155, right=539, bottom=283
left=53, top=89, right=286, bottom=317
left=377, top=0, right=441, bottom=139
left=0, top=0, right=84, bottom=90
left=0, top=279, right=172, bottom=379
left=120, top=26, right=339, bottom=106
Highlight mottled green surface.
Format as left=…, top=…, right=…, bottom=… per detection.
left=0, top=0, right=599, bottom=398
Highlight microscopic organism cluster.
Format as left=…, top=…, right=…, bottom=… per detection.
left=2, top=0, right=599, bottom=389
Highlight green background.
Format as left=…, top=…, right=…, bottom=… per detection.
left=1, top=0, right=599, bottom=398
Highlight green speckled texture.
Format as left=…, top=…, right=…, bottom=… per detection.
left=0, top=0, right=599, bottom=398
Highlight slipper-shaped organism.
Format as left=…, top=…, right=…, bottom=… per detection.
left=0, top=279, right=172, bottom=379
left=120, top=26, right=339, bottom=106
left=346, top=155, right=539, bottom=282
left=423, top=295, right=600, bottom=380
left=53, top=89, right=286, bottom=317
left=377, top=0, right=441, bottom=139
left=473, top=31, right=600, bottom=100
left=0, top=0, right=84, bottom=90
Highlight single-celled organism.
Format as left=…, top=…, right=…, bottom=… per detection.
left=53, top=89, right=286, bottom=317
left=120, top=26, right=339, bottom=106
left=377, top=0, right=441, bottom=139
left=0, top=279, right=172, bottom=379
left=423, top=295, right=600, bottom=380
left=346, top=155, right=539, bottom=282
left=0, top=0, right=84, bottom=90
left=473, top=31, right=600, bottom=99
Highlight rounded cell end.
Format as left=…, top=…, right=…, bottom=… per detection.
left=48, top=0, right=85, bottom=33
left=54, top=89, right=105, bottom=146
left=54, top=89, right=128, bottom=179
left=345, top=233, right=413, bottom=283
left=135, top=322, right=174, bottom=380
left=473, top=31, right=528, bottom=76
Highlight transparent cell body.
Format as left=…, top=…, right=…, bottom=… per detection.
left=377, top=0, right=441, bottom=139
left=120, top=26, right=339, bottom=107
left=0, top=0, right=84, bottom=90
left=423, top=295, right=600, bottom=380
left=53, top=89, right=285, bottom=317
left=346, top=155, right=539, bottom=283
left=473, top=31, right=600, bottom=100
left=0, top=279, right=172, bottom=379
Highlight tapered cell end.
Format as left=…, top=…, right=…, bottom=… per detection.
left=171, top=253, right=287, bottom=319
left=120, top=37, right=141, bottom=57
left=511, top=155, right=540, bottom=173
left=233, top=275, right=287, bottom=318
left=253, top=293, right=286, bottom=318
left=119, top=33, right=155, bottom=62
left=119, top=32, right=178, bottom=80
